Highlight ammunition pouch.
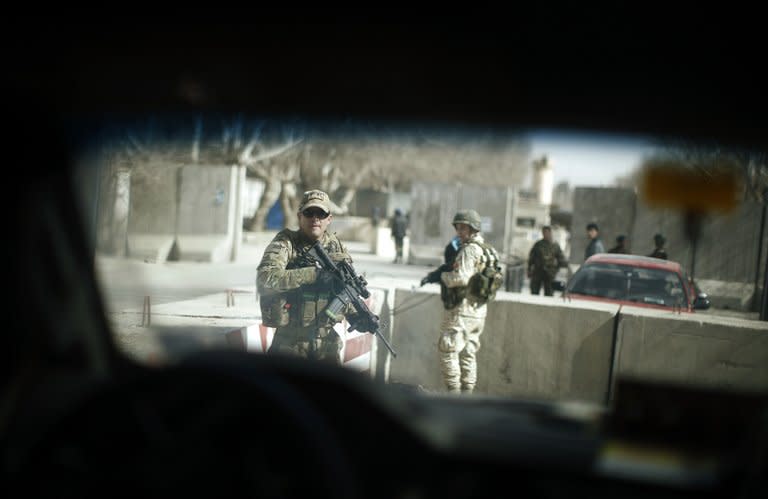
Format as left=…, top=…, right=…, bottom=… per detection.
left=298, top=291, right=332, bottom=327
left=260, top=293, right=290, bottom=327
left=468, top=265, right=504, bottom=303
left=441, top=284, right=466, bottom=310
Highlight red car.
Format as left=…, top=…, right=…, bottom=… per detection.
left=565, top=253, right=711, bottom=312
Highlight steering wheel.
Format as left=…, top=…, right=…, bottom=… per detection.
left=12, top=354, right=359, bottom=499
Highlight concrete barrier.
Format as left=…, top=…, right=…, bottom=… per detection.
left=174, top=165, right=239, bottom=262
left=613, top=307, right=768, bottom=393
left=390, top=288, right=620, bottom=403
left=174, top=234, right=235, bottom=263
left=225, top=286, right=388, bottom=375
left=476, top=294, right=619, bottom=403
left=126, top=234, right=175, bottom=263
left=329, top=216, right=374, bottom=243
left=389, top=290, right=446, bottom=389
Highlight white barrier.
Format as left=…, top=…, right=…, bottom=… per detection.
left=226, top=288, right=387, bottom=375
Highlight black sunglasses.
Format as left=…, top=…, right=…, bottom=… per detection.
left=302, top=208, right=330, bottom=219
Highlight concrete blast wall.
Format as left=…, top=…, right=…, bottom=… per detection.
left=631, top=200, right=767, bottom=284
left=571, top=187, right=636, bottom=263
left=175, top=164, right=240, bottom=262
left=114, top=163, right=242, bottom=263
left=409, top=182, right=512, bottom=264
left=614, top=308, right=768, bottom=393
left=573, top=188, right=768, bottom=310
left=125, top=163, right=179, bottom=262
left=390, top=288, right=768, bottom=405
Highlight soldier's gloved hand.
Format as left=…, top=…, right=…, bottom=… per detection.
left=315, top=269, right=342, bottom=289
left=420, top=277, right=429, bottom=287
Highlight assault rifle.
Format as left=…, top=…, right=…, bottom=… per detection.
left=302, top=241, right=397, bottom=358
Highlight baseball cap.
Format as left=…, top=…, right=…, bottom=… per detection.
left=298, top=189, right=331, bottom=214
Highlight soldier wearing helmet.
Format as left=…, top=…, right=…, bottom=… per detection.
left=257, top=189, right=355, bottom=364
left=437, top=209, right=497, bottom=394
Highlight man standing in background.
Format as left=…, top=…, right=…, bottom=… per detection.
left=391, top=208, right=408, bottom=264
left=527, top=226, right=568, bottom=296
left=648, top=233, right=668, bottom=259
left=584, top=222, right=605, bottom=261
left=608, top=234, right=630, bottom=254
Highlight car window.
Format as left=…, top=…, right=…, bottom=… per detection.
left=568, top=263, right=688, bottom=307
left=8, top=19, right=768, bottom=499
left=70, top=116, right=767, bottom=408
left=568, top=264, right=628, bottom=299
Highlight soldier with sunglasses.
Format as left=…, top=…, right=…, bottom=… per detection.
left=257, top=189, right=355, bottom=364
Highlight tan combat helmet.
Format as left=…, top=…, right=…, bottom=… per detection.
left=452, top=209, right=482, bottom=231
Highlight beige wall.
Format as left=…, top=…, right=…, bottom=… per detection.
left=389, top=288, right=768, bottom=404
left=614, top=307, right=768, bottom=392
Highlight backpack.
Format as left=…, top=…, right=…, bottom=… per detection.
left=467, top=241, right=504, bottom=303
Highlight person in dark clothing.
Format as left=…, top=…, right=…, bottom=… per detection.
left=391, top=208, right=408, bottom=263
left=608, top=234, right=630, bottom=254
left=421, top=236, right=461, bottom=287
left=584, top=222, right=605, bottom=261
left=527, top=226, right=568, bottom=296
left=649, top=233, right=668, bottom=259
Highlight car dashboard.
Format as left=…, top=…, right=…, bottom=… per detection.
left=4, top=348, right=764, bottom=499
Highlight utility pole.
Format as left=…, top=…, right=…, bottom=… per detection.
left=758, top=188, right=768, bottom=321
left=684, top=211, right=703, bottom=283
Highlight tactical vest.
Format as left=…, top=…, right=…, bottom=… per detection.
left=467, top=240, right=503, bottom=303
left=441, top=240, right=502, bottom=309
left=535, top=240, right=560, bottom=274
left=260, top=231, right=348, bottom=328
left=441, top=282, right=467, bottom=310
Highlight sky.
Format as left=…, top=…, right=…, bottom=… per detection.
left=524, top=129, right=660, bottom=188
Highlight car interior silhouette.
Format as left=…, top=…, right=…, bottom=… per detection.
left=3, top=16, right=767, bottom=499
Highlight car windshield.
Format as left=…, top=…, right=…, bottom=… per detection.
left=69, top=115, right=768, bottom=408
left=567, top=262, right=688, bottom=307
left=6, top=18, right=768, bottom=499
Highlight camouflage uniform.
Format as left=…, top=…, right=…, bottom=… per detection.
left=439, top=212, right=491, bottom=394
left=256, top=190, right=353, bottom=365
left=528, top=238, right=566, bottom=296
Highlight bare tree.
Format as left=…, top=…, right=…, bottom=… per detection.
left=101, top=117, right=534, bottom=233
left=238, top=122, right=304, bottom=230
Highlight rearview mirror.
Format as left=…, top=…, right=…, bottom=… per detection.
left=694, top=293, right=711, bottom=310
